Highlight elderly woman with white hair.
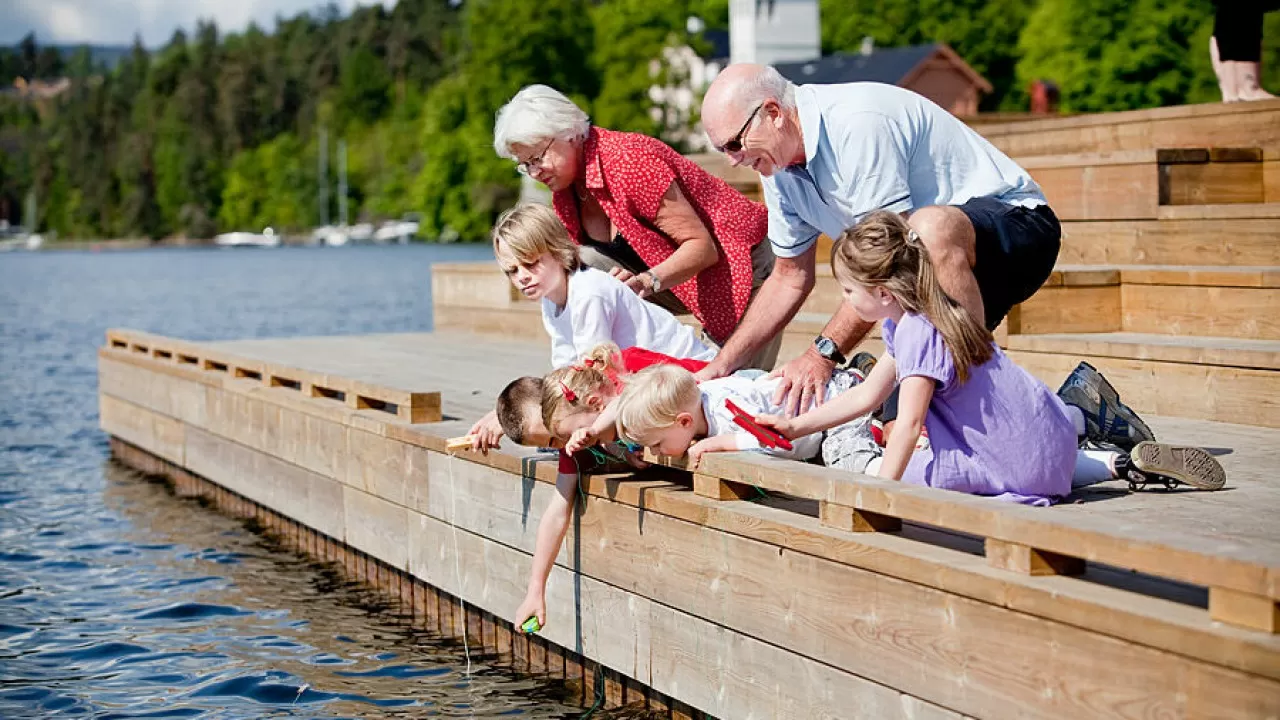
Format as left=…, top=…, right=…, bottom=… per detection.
left=493, top=84, right=780, bottom=368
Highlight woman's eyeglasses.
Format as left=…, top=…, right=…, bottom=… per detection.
left=715, top=103, right=763, bottom=154
left=516, top=138, right=556, bottom=176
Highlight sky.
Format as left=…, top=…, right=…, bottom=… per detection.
left=1, top=0, right=397, bottom=47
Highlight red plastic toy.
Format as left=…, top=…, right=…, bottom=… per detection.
left=723, top=399, right=793, bottom=451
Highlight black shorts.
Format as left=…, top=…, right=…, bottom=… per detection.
left=879, top=197, right=1061, bottom=422
left=1213, top=1, right=1279, bottom=62
left=960, top=196, right=1062, bottom=332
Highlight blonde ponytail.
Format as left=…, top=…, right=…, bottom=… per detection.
left=832, top=211, right=993, bottom=383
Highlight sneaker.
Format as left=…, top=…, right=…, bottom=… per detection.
left=1057, top=361, right=1154, bottom=450
left=850, top=351, right=878, bottom=379
left=1128, top=441, right=1226, bottom=491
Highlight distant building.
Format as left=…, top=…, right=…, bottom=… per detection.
left=649, top=0, right=992, bottom=151
left=728, top=0, right=820, bottom=66
left=774, top=42, right=993, bottom=117
left=2, top=77, right=71, bottom=100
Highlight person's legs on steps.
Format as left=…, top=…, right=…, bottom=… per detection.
left=1213, top=0, right=1276, bottom=102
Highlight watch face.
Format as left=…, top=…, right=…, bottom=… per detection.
left=816, top=336, right=835, bottom=355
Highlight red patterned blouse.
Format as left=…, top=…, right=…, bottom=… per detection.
left=551, top=127, right=768, bottom=345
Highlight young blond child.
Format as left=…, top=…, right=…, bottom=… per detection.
left=755, top=211, right=1225, bottom=503
left=467, top=203, right=714, bottom=452
left=611, top=363, right=879, bottom=469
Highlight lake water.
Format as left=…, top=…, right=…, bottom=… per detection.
left=0, top=245, right=597, bottom=718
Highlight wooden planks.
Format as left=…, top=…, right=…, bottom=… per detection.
left=1120, top=283, right=1280, bottom=341
left=1008, top=285, right=1121, bottom=335
left=1060, top=213, right=1280, bottom=266
left=1011, top=347, right=1280, bottom=429
left=975, top=99, right=1280, bottom=157
left=97, top=347, right=1280, bottom=689
left=1017, top=149, right=1266, bottom=221
left=1211, top=588, right=1280, bottom=634
left=690, top=447, right=1280, bottom=606
left=1005, top=332, right=1280, bottom=371
left=431, top=262, right=523, bottom=310
left=105, top=329, right=441, bottom=424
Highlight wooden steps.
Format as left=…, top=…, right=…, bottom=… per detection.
left=801, top=263, right=1280, bottom=341
left=814, top=202, right=1280, bottom=266
left=1005, top=333, right=1280, bottom=428
left=1018, top=148, right=1267, bottom=221
left=1014, top=264, right=1280, bottom=341
left=974, top=99, right=1280, bottom=158
left=1059, top=203, right=1280, bottom=266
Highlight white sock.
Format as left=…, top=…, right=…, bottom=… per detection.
left=1066, top=404, right=1087, bottom=438
left=1073, top=449, right=1119, bottom=488
left=865, top=457, right=883, bottom=475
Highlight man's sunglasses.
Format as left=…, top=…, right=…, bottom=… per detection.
left=715, top=103, right=763, bottom=154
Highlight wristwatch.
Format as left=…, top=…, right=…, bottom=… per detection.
left=813, top=335, right=847, bottom=365
left=642, top=270, right=662, bottom=293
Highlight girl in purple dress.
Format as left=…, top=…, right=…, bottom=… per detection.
left=758, top=211, right=1224, bottom=505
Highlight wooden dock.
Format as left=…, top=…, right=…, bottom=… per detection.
left=99, top=100, right=1280, bottom=718
left=100, top=325, right=1280, bottom=719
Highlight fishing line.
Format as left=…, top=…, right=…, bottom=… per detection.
left=445, top=451, right=473, bottom=677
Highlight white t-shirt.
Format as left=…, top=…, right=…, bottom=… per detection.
left=542, top=267, right=716, bottom=368
left=763, top=82, right=1046, bottom=258
left=700, top=374, right=847, bottom=461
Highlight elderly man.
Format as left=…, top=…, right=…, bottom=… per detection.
left=698, top=64, right=1150, bottom=449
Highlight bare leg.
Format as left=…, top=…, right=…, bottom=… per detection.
left=1235, top=60, right=1277, bottom=101
left=1211, top=36, right=1239, bottom=102
left=906, top=206, right=983, bottom=325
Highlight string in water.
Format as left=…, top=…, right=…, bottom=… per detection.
left=445, top=452, right=473, bottom=677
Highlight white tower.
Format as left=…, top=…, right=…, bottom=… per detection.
left=729, top=0, right=820, bottom=66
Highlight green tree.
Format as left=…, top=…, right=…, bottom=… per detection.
left=591, top=0, right=693, bottom=139
left=412, top=0, right=596, bottom=241
left=338, top=46, right=392, bottom=128
left=820, top=0, right=1034, bottom=110
left=1015, top=0, right=1216, bottom=112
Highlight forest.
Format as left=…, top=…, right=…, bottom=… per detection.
left=0, top=0, right=1275, bottom=242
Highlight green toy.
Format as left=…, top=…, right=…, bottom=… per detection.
left=520, top=615, right=542, bottom=634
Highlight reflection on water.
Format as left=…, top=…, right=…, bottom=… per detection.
left=0, top=246, right=600, bottom=718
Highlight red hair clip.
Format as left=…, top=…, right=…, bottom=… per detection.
left=559, top=381, right=577, bottom=402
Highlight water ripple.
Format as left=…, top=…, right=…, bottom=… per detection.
left=0, top=247, right=593, bottom=719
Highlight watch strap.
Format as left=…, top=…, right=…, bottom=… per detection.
left=814, top=335, right=847, bottom=365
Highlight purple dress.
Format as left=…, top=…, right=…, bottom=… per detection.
left=884, top=313, right=1076, bottom=506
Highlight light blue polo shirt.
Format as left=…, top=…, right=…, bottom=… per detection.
left=763, top=82, right=1046, bottom=258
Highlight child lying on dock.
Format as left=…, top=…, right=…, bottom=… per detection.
left=613, top=363, right=882, bottom=470
left=466, top=202, right=715, bottom=453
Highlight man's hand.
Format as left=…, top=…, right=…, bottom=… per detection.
left=565, top=427, right=597, bottom=455
left=467, top=411, right=504, bottom=455
left=693, top=362, right=727, bottom=383
left=514, top=592, right=546, bottom=632
left=768, top=348, right=836, bottom=417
